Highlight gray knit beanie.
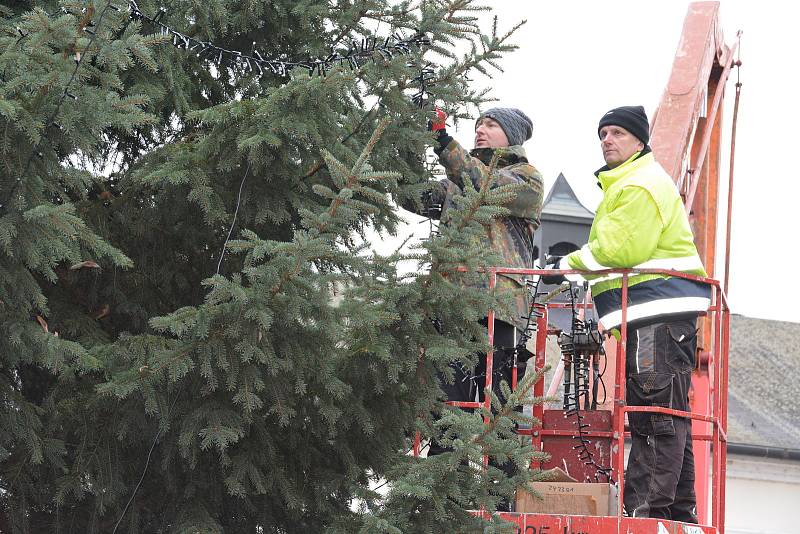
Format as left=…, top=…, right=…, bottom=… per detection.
left=477, top=107, right=533, bottom=146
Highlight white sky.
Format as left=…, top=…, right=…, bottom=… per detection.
left=372, top=0, right=800, bottom=323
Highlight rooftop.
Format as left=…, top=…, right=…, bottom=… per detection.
left=727, top=314, right=800, bottom=450
left=541, top=173, right=595, bottom=223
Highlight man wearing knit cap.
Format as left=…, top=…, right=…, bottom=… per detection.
left=476, top=107, right=533, bottom=148
left=403, top=107, right=543, bottom=502
left=547, top=105, right=710, bottom=522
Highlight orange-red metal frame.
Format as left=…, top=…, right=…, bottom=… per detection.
left=413, top=266, right=730, bottom=534
left=649, top=2, right=740, bottom=523
left=409, top=4, right=740, bottom=531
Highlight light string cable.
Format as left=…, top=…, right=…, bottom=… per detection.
left=126, top=0, right=431, bottom=77
left=4, top=2, right=432, bottom=212
left=214, top=160, right=251, bottom=276
left=561, top=284, right=613, bottom=482
left=111, top=386, right=182, bottom=534
left=214, top=68, right=435, bottom=274
left=125, top=1, right=434, bottom=275
left=514, top=274, right=573, bottom=371
left=517, top=273, right=545, bottom=360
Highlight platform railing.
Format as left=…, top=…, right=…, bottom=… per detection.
left=413, top=266, right=730, bottom=532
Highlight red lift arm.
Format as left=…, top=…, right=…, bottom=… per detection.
left=650, top=1, right=741, bottom=526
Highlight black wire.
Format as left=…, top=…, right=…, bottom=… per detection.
left=515, top=275, right=543, bottom=353
left=215, top=160, right=251, bottom=275
left=127, top=1, right=430, bottom=77
left=595, top=342, right=608, bottom=405
left=112, top=387, right=182, bottom=534
left=559, top=284, right=614, bottom=483
left=3, top=3, right=432, bottom=213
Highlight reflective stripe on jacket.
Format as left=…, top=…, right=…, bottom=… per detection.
left=564, top=150, right=710, bottom=329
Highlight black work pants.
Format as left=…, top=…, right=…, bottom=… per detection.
left=428, top=319, right=525, bottom=472
left=624, top=317, right=699, bottom=523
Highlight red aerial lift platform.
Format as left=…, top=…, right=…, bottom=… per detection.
left=479, top=265, right=729, bottom=534
left=413, top=2, right=742, bottom=532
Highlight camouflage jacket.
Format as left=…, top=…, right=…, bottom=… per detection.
left=411, top=139, right=544, bottom=331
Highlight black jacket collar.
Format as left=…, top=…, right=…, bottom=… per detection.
left=469, top=146, right=528, bottom=167
left=594, top=145, right=652, bottom=185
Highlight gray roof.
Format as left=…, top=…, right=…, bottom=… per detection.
left=727, top=315, right=800, bottom=449
left=541, top=173, right=595, bottom=223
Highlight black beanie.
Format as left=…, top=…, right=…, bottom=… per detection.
left=597, top=105, right=650, bottom=145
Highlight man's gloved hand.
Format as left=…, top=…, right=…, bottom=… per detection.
left=428, top=107, right=453, bottom=153
left=540, top=255, right=567, bottom=285
left=428, top=107, right=447, bottom=131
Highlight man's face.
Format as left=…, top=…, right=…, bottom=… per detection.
left=474, top=117, right=509, bottom=149
left=599, top=125, right=644, bottom=168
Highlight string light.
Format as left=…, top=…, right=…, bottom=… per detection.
left=412, top=63, right=436, bottom=108
left=2, top=2, right=436, bottom=212
left=126, top=1, right=432, bottom=79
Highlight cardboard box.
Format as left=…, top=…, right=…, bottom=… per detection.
left=515, top=481, right=618, bottom=516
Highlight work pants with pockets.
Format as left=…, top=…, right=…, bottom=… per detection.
left=624, top=316, right=699, bottom=523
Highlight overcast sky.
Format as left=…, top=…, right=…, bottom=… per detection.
left=373, top=0, right=799, bottom=324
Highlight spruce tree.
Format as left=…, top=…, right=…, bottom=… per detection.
left=1, top=1, right=549, bottom=532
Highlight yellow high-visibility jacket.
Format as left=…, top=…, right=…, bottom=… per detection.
left=563, top=149, right=711, bottom=329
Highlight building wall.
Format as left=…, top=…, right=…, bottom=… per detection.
left=724, top=454, right=800, bottom=534
left=533, top=219, right=591, bottom=265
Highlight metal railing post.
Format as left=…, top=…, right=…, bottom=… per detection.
left=483, top=269, right=497, bottom=467
left=531, top=305, right=548, bottom=459
left=718, top=297, right=731, bottom=534
left=614, top=272, right=630, bottom=518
